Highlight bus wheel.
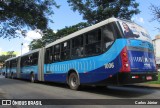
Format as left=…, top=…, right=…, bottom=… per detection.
left=68, top=72, right=80, bottom=90
left=30, top=74, right=34, bottom=83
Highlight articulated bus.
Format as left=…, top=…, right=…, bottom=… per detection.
left=5, top=18, right=158, bottom=90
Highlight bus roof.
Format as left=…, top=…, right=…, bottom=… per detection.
left=5, top=48, right=41, bottom=62
left=5, top=56, right=19, bottom=62
left=45, top=17, right=118, bottom=48
left=20, top=48, right=41, bottom=57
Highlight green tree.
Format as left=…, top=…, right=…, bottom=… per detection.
left=7, top=51, right=15, bottom=57
left=29, top=39, right=44, bottom=50
left=29, top=22, right=89, bottom=50
left=0, top=51, right=16, bottom=63
left=29, top=29, right=57, bottom=50
left=0, top=0, right=59, bottom=39
left=42, top=29, right=57, bottom=44
left=150, top=4, right=160, bottom=30
left=67, top=0, right=140, bottom=24
left=57, top=22, right=90, bottom=38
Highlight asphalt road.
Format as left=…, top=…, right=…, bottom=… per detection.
left=0, top=76, right=160, bottom=108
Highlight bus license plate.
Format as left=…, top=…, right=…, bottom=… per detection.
left=146, top=76, right=152, bottom=80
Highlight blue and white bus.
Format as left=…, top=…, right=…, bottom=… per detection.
left=5, top=18, right=158, bottom=90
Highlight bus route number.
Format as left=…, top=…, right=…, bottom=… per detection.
left=104, top=62, right=114, bottom=69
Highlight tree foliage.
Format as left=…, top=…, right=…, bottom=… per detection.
left=67, top=0, right=140, bottom=24
left=29, top=22, right=90, bottom=50
left=150, top=4, right=160, bottom=31
left=0, top=51, right=16, bottom=63
left=56, top=22, right=90, bottom=38
left=29, top=29, right=57, bottom=50
left=0, top=0, right=59, bottom=39
left=29, top=39, right=44, bottom=51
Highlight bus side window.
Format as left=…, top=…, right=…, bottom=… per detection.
left=54, top=44, right=61, bottom=62
left=85, top=29, right=101, bottom=56
left=22, top=56, right=27, bottom=66
left=61, top=41, right=70, bottom=61
left=11, top=59, right=17, bottom=67
left=71, top=35, right=84, bottom=59
left=102, top=24, right=114, bottom=51
left=45, top=47, right=52, bottom=64
left=32, top=52, right=38, bottom=65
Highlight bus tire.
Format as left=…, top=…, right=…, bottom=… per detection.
left=68, top=72, right=80, bottom=90
left=30, top=74, right=34, bottom=83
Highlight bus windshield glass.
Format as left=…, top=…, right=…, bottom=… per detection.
left=118, top=20, right=151, bottom=42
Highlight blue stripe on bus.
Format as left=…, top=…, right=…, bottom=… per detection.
left=21, top=65, right=38, bottom=74
left=20, top=65, right=38, bottom=80
left=10, top=67, right=17, bottom=73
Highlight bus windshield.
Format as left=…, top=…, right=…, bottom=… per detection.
left=118, top=20, right=151, bottom=42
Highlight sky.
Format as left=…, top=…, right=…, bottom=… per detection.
left=0, top=0, right=160, bottom=55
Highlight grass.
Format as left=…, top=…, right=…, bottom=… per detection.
left=146, top=72, right=160, bottom=84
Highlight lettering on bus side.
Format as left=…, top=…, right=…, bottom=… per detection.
left=130, top=56, right=154, bottom=63
left=104, top=62, right=114, bottom=69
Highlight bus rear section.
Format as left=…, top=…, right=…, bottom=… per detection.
left=113, top=20, right=158, bottom=84
left=115, top=43, right=158, bottom=84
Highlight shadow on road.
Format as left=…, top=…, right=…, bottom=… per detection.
left=80, top=85, right=155, bottom=98
left=0, top=78, right=155, bottom=99
left=37, top=81, right=155, bottom=98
